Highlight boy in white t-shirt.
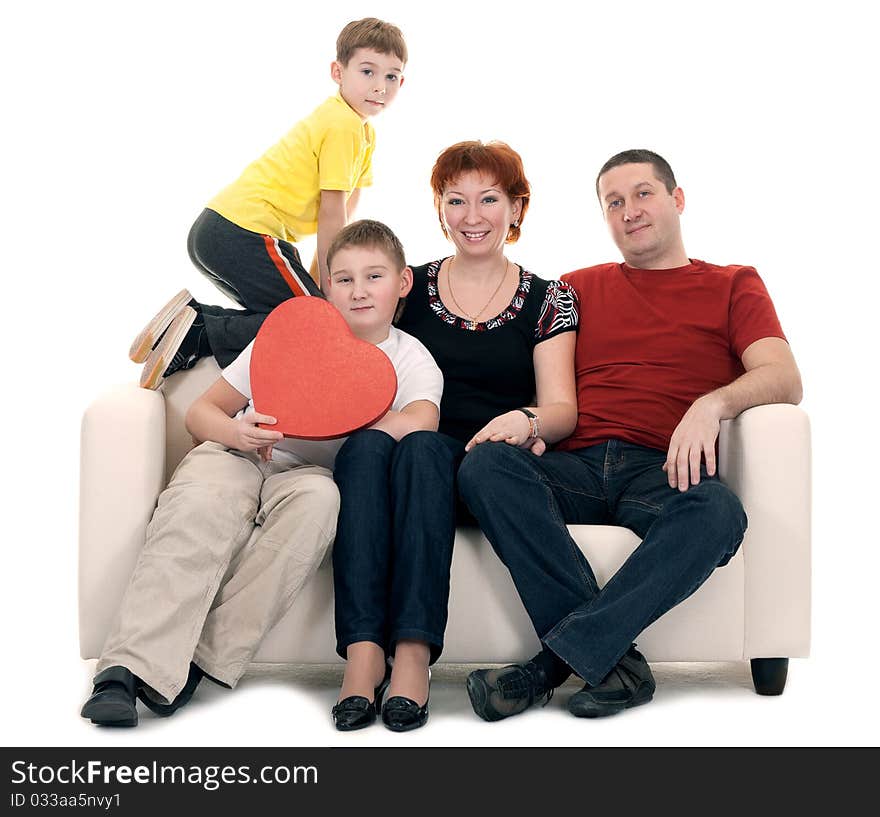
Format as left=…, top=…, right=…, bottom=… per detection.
left=81, top=221, right=443, bottom=727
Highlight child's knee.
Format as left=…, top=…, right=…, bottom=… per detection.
left=336, top=428, right=396, bottom=463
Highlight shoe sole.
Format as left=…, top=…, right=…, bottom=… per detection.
left=568, top=686, right=654, bottom=719
left=333, top=715, right=376, bottom=732
left=136, top=688, right=186, bottom=718
left=137, top=666, right=204, bottom=717
left=129, top=288, right=193, bottom=363
left=139, top=306, right=197, bottom=390
left=466, top=673, right=496, bottom=722
left=382, top=711, right=429, bottom=732
left=81, top=701, right=138, bottom=728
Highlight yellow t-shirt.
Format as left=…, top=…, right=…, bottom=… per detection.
left=207, top=92, right=375, bottom=243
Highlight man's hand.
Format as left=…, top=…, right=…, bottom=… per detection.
left=663, top=336, right=802, bottom=491
left=231, top=411, right=284, bottom=459
left=663, top=394, right=723, bottom=491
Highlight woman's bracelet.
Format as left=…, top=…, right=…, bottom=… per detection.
left=515, top=407, right=540, bottom=439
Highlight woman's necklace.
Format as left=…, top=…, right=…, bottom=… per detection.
left=446, top=256, right=510, bottom=331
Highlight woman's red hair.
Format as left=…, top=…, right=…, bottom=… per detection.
left=430, top=141, right=531, bottom=243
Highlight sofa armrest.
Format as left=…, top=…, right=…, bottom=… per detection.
left=78, top=384, right=167, bottom=658
left=718, top=404, right=811, bottom=658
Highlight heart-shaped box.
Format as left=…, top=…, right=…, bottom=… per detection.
left=250, top=297, right=397, bottom=440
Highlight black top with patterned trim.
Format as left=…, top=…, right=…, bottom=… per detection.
left=396, top=258, right=579, bottom=442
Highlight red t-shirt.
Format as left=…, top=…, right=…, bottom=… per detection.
left=557, top=260, right=786, bottom=453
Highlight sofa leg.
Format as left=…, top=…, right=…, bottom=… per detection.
left=750, top=657, right=788, bottom=695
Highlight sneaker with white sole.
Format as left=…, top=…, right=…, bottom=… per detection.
left=139, top=306, right=199, bottom=390
left=129, top=288, right=194, bottom=363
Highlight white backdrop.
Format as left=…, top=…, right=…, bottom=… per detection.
left=2, top=0, right=877, bottom=746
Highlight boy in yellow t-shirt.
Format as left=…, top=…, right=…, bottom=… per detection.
left=130, top=18, right=407, bottom=389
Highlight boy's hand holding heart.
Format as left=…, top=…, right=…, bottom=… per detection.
left=250, top=297, right=398, bottom=441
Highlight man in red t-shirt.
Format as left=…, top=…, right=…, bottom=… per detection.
left=459, top=149, right=802, bottom=720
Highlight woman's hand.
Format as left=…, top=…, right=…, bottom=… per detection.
left=524, top=437, right=547, bottom=456
left=465, top=410, right=534, bottom=452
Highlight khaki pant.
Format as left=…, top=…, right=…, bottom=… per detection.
left=96, top=442, right=339, bottom=702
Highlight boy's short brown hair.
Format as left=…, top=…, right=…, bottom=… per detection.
left=326, top=219, right=407, bottom=274
left=336, top=18, right=407, bottom=66
left=326, top=219, right=408, bottom=322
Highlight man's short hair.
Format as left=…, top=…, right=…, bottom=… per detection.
left=326, top=219, right=407, bottom=273
left=596, top=149, right=677, bottom=198
left=336, top=18, right=407, bottom=66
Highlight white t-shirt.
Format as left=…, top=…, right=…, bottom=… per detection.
left=221, top=326, right=444, bottom=470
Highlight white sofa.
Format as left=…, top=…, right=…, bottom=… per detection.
left=79, top=358, right=811, bottom=694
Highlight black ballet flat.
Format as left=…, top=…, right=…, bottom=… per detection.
left=332, top=668, right=391, bottom=732
left=381, top=694, right=429, bottom=732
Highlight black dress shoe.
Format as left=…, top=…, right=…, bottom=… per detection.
left=137, top=662, right=205, bottom=717
left=80, top=666, right=139, bottom=727
left=332, top=668, right=391, bottom=732
left=381, top=694, right=429, bottom=732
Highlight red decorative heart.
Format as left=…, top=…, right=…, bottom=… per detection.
left=250, top=297, right=397, bottom=440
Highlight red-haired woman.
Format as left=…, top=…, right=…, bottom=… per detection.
left=331, top=141, right=579, bottom=732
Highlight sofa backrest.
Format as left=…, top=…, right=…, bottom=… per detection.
left=159, top=357, right=222, bottom=484
left=156, top=355, right=759, bottom=489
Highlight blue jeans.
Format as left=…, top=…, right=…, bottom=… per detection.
left=457, top=440, right=747, bottom=685
left=332, top=430, right=465, bottom=663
